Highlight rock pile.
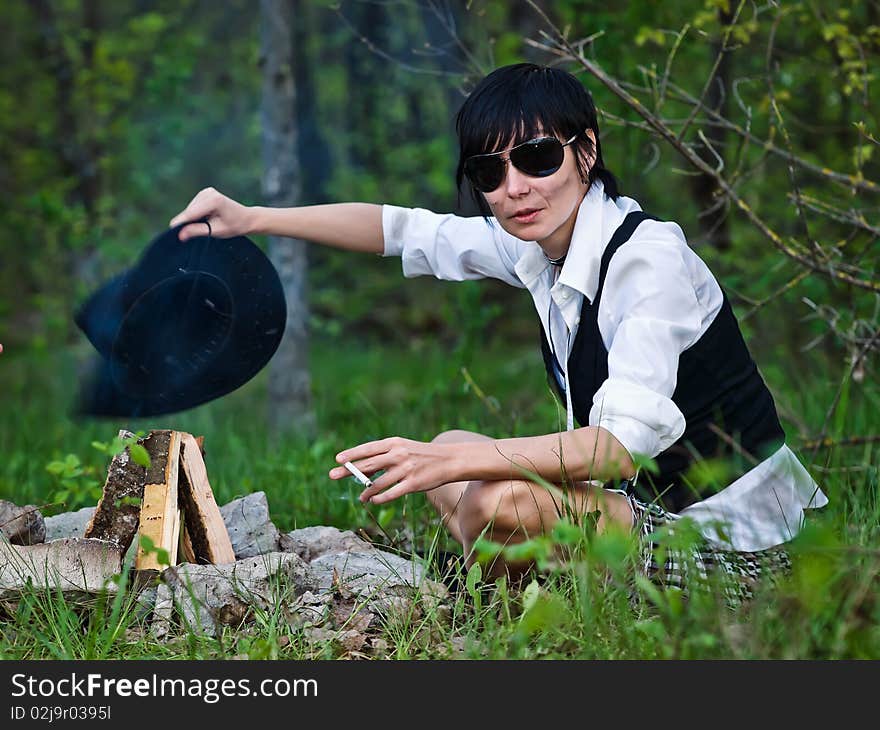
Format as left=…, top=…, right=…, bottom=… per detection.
left=0, top=493, right=450, bottom=653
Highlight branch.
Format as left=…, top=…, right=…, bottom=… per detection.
left=523, top=1, right=880, bottom=294
left=800, top=435, right=880, bottom=451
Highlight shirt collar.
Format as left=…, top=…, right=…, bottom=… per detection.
left=556, top=180, right=625, bottom=303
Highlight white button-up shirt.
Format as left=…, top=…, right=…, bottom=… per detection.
left=381, top=181, right=827, bottom=551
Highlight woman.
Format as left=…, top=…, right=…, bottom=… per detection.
left=171, top=63, right=826, bottom=599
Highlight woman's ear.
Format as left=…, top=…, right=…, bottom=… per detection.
left=577, top=129, right=598, bottom=184
left=585, top=129, right=597, bottom=168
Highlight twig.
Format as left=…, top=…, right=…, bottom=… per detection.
left=0, top=502, right=63, bottom=531
left=799, top=435, right=880, bottom=451
left=809, top=324, right=880, bottom=465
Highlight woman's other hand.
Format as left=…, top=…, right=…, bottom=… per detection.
left=329, top=437, right=454, bottom=505
left=169, top=187, right=255, bottom=242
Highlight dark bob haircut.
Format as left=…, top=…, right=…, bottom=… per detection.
left=455, top=63, right=619, bottom=217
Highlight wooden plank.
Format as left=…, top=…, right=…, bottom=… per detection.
left=179, top=520, right=196, bottom=564
left=178, top=432, right=235, bottom=564
left=170, top=505, right=181, bottom=562
left=134, top=430, right=181, bottom=570
left=84, top=429, right=146, bottom=551
left=179, top=436, right=202, bottom=563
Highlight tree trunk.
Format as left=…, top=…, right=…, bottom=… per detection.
left=32, top=0, right=104, bottom=289
left=260, top=0, right=315, bottom=436
left=687, top=5, right=733, bottom=252
left=292, top=1, right=330, bottom=204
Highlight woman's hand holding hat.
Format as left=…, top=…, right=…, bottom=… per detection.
left=170, top=187, right=255, bottom=242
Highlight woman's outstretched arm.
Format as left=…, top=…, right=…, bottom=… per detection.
left=329, top=426, right=636, bottom=505
left=170, top=187, right=384, bottom=254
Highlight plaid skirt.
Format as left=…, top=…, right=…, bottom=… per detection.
left=627, top=496, right=792, bottom=606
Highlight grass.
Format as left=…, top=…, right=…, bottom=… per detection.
left=0, top=333, right=878, bottom=659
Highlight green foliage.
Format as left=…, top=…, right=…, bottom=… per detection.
left=138, top=535, right=171, bottom=569
left=45, top=453, right=101, bottom=511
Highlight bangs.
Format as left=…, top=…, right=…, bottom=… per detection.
left=455, top=70, right=586, bottom=159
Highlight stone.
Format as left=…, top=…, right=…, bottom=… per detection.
left=0, top=500, right=45, bottom=545
left=151, top=552, right=316, bottom=637
left=279, top=525, right=373, bottom=562
left=0, top=538, right=122, bottom=599
left=44, top=507, right=96, bottom=541
left=220, top=492, right=281, bottom=559
left=309, top=549, right=427, bottom=615
left=284, top=590, right=332, bottom=629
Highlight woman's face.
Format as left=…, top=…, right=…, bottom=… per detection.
left=482, top=130, right=593, bottom=257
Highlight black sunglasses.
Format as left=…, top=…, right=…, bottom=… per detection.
left=463, top=135, right=578, bottom=193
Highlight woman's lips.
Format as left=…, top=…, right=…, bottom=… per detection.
left=512, top=208, right=541, bottom=224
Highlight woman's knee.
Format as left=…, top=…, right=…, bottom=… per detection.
left=456, top=479, right=538, bottom=545
left=431, top=429, right=492, bottom=445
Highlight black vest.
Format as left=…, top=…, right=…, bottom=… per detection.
left=539, top=211, right=785, bottom=513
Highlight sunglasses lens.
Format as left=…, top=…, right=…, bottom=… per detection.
left=510, top=138, right=564, bottom=177
left=464, top=137, right=568, bottom=192
left=465, top=156, right=506, bottom=193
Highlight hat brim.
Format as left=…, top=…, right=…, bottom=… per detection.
left=74, top=224, right=286, bottom=418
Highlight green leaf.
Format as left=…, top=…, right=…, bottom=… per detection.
left=635, top=26, right=666, bottom=47
left=139, top=534, right=170, bottom=567
left=590, top=529, right=634, bottom=572
left=630, top=452, right=660, bottom=475
left=465, top=562, right=482, bottom=598
left=502, top=537, right=551, bottom=564
left=129, top=443, right=151, bottom=468
left=472, top=536, right=503, bottom=563
left=550, top=519, right=583, bottom=546
left=520, top=579, right=542, bottom=616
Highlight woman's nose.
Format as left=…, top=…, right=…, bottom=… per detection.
left=504, top=163, right=531, bottom=196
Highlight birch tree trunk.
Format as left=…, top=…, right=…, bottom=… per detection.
left=260, top=0, right=315, bottom=435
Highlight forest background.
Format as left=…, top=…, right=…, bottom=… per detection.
left=1, top=0, right=878, bottom=659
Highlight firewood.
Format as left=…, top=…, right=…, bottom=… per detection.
left=134, top=430, right=182, bottom=570
left=180, top=520, right=197, bottom=564
left=177, top=432, right=235, bottom=564
left=84, top=429, right=145, bottom=551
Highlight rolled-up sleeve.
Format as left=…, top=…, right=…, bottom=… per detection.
left=382, top=204, right=524, bottom=287
left=589, top=240, right=704, bottom=459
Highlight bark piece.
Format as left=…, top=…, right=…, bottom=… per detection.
left=84, top=429, right=145, bottom=550
left=177, top=432, right=235, bottom=565
left=0, top=538, right=122, bottom=599
left=135, top=430, right=181, bottom=570
left=180, top=520, right=196, bottom=564
left=0, top=500, right=45, bottom=545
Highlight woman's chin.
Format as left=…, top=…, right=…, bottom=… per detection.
left=502, top=219, right=552, bottom=241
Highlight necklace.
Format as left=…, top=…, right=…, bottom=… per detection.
left=545, top=252, right=566, bottom=266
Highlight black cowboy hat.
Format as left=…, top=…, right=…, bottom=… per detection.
left=74, top=222, right=286, bottom=418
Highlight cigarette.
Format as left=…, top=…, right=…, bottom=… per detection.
left=343, top=461, right=373, bottom=488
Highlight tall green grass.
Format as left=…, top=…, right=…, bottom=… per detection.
left=0, top=335, right=877, bottom=659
